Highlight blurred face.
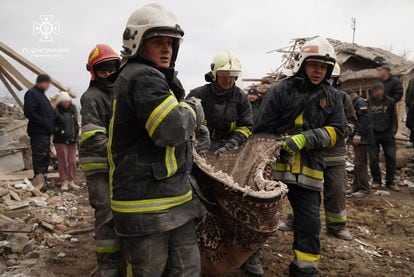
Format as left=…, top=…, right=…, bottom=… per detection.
left=142, top=36, right=173, bottom=68
left=304, top=60, right=328, bottom=85
left=371, top=87, right=385, bottom=99
left=216, top=73, right=236, bottom=91
left=377, top=68, right=390, bottom=81
left=248, top=93, right=258, bottom=102
left=95, top=70, right=114, bottom=79
left=60, top=100, right=71, bottom=109
left=37, top=81, right=51, bottom=91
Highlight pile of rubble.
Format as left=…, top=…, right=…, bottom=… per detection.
left=0, top=173, right=90, bottom=275
left=0, top=98, right=31, bottom=175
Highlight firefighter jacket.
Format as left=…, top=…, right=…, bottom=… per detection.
left=322, top=90, right=358, bottom=167
left=253, top=77, right=346, bottom=191
left=351, top=96, right=374, bottom=145
left=79, top=83, right=112, bottom=176
left=188, top=83, right=253, bottom=149
left=108, top=59, right=202, bottom=236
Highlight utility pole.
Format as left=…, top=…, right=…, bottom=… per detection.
left=351, top=17, right=356, bottom=44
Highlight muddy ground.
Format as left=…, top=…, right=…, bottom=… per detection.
left=15, top=179, right=411, bottom=277
left=6, top=156, right=414, bottom=276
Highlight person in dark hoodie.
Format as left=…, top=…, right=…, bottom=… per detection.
left=188, top=50, right=253, bottom=156
left=254, top=37, right=346, bottom=277
left=79, top=44, right=121, bottom=276
left=23, top=74, right=54, bottom=191
left=247, top=86, right=262, bottom=122
left=368, top=82, right=399, bottom=192
left=53, top=91, right=80, bottom=192
left=377, top=64, right=403, bottom=103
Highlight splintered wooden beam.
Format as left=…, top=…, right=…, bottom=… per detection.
left=0, top=65, right=23, bottom=91
left=0, top=70, right=24, bottom=109
left=0, top=41, right=76, bottom=97
left=0, top=54, right=33, bottom=88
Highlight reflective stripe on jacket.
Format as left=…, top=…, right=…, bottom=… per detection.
left=108, top=60, right=201, bottom=236
left=253, top=77, right=346, bottom=191
left=322, top=90, right=358, bottom=167
left=79, top=85, right=112, bottom=175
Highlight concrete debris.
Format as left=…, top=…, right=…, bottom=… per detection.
left=374, top=190, right=391, bottom=196
left=57, top=252, right=66, bottom=258
left=0, top=169, right=91, bottom=276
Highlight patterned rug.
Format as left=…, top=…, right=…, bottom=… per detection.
left=193, top=134, right=288, bottom=275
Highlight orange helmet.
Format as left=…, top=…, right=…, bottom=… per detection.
left=86, top=44, right=120, bottom=80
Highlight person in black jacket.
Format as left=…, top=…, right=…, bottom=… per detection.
left=368, top=82, right=400, bottom=192
left=377, top=64, right=403, bottom=103
left=347, top=89, right=374, bottom=197
left=188, top=50, right=253, bottom=156
left=254, top=37, right=346, bottom=277
left=53, top=91, right=80, bottom=192
left=80, top=44, right=122, bottom=276
left=108, top=4, right=205, bottom=275
left=247, top=86, right=262, bottom=122
left=23, top=74, right=54, bottom=191
left=405, top=78, right=414, bottom=145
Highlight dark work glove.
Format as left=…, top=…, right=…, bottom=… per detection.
left=196, top=125, right=211, bottom=154
left=214, top=138, right=239, bottom=156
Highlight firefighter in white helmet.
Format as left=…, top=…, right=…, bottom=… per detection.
left=108, top=4, right=206, bottom=275
left=254, top=37, right=346, bottom=276
left=188, top=50, right=253, bottom=156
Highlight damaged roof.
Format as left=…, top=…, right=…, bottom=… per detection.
left=328, top=38, right=414, bottom=82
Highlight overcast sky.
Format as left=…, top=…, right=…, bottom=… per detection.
left=1, top=0, right=413, bottom=101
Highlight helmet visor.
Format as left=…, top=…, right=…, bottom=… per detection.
left=216, top=70, right=241, bottom=78
left=144, top=29, right=183, bottom=40
left=306, top=57, right=335, bottom=66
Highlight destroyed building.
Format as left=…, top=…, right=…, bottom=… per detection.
left=329, top=38, right=414, bottom=97
left=245, top=37, right=414, bottom=99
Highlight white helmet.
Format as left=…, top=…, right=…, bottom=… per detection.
left=291, top=37, right=336, bottom=78
left=121, top=4, right=184, bottom=64
left=209, top=50, right=242, bottom=81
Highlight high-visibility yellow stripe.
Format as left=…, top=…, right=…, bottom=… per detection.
left=295, top=112, right=304, bottom=128
left=275, top=162, right=291, bottom=171
left=145, top=94, right=178, bottom=137
left=178, top=102, right=196, bottom=120
left=165, top=146, right=178, bottom=177
left=108, top=100, right=117, bottom=198
left=230, top=121, right=237, bottom=132
left=324, top=126, right=337, bottom=147
left=95, top=245, right=120, bottom=254
left=203, top=120, right=208, bottom=126
left=294, top=249, right=320, bottom=262
left=326, top=215, right=347, bottom=223
left=111, top=189, right=192, bottom=213
left=292, top=152, right=301, bottom=174
left=234, top=126, right=252, bottom=138
left=80, top=163, right=108, bottom=172
left=80, top=129, right=106, bottom=142
left=302, top=166, right=323, bottom=180
left=126, top=262, right=132, bottom=277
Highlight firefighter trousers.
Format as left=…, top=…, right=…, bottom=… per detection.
left=122, top=220, right=200, bottom=277
left=86, top=173, right=121, bottom=274
left=323, top=165, right=347, bottom=232
left=287, top=184, right=320, bottom=277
